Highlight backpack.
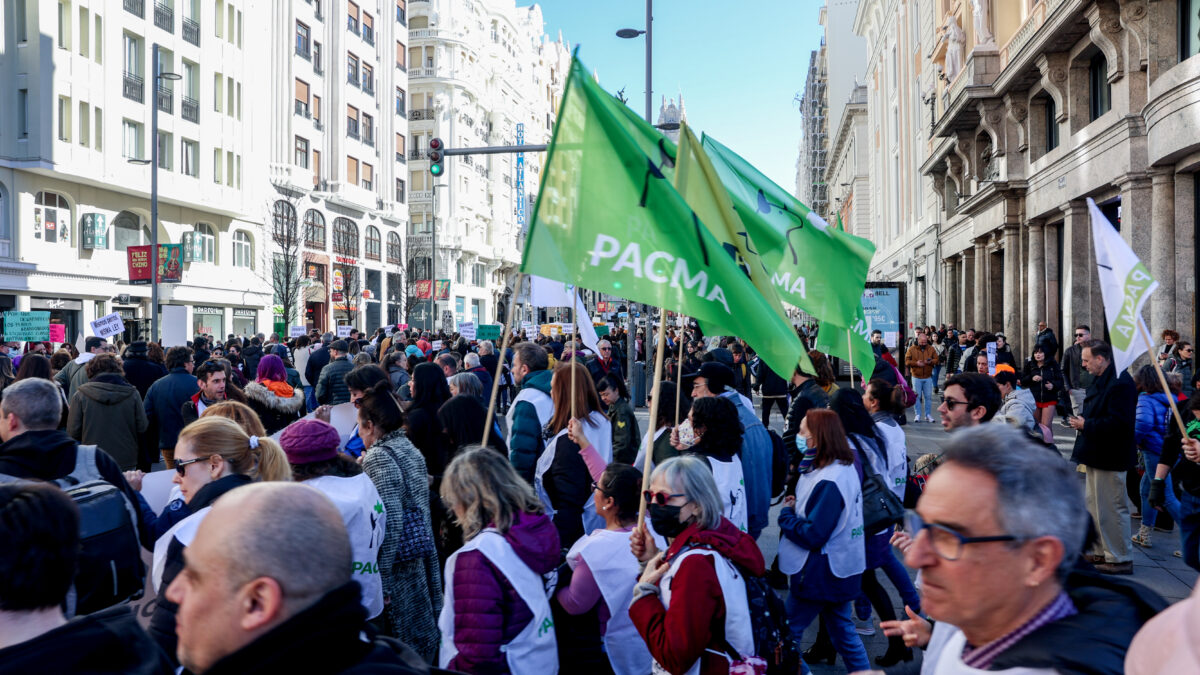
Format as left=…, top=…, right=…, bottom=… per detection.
left=890, top=362, right=917, bottom=407
left=768, top=428, right=788, bottom=500
left=0, top=445, right=144, bottom=617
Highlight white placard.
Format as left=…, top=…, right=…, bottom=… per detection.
left=337, top=325, right=352, bottom=338
left=289, top=325, right=306, bottom=338
left=161, top=305, right=188, bottom=347
left=90, top=311, right=125, bottom=339
left=561, top=322, right=575, bottom=334
left=458, top=322, right=476, bottom=340
left=521, top=321, right=534, bottom=338
left=431, top=339, right=444, bottom=351
left=987, top=341, right=997, bottom=375
left=139, top=469, right=179, bottom=514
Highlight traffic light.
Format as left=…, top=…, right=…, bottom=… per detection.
left=429, top=138, right=444, bottom=177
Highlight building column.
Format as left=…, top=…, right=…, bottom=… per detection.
left=974, top=239, right=987, bottom=330
left=945, top=257, right=959, bottom=328
left=961, top=247, right=975, bottom=329
left=1176, top=172, right=1197, bottom=339
left=1003, top=225, right=1021, bottom=353
left=1150, top=169, right=1177, bottom=335
left=1027, top=219, right=1047, bottom=337
left=1044, top=220, right=1061, bottom=347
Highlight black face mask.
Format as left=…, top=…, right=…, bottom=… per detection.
left=648, top=503, right=690, bottom=538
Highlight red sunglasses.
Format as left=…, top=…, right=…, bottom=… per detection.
left=643, top=490, right=686, bottom=506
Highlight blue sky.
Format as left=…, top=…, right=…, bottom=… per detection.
left=538, top=1, right=824, bottom=192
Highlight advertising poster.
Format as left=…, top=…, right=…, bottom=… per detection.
left=861, top=283, right=905, bottom=349
left=415, top=280, right=432, bottom=300
left=435, top=280, right=451, bottom=301
left=128, top=246, right=152, bottom=285
left=157, top=244, right=183, bottom=283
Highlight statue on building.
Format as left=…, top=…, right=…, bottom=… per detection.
left=944, top=14, right=966, bottom=82
left=656, top=94, right=686, bottom=143
left=971, top=0, right=995, bottom=48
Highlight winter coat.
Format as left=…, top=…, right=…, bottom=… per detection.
left=730, top=360, right=753, bottom=399
left=758, top=362, right=788, bottom=397
left=445, top=511, right=560, bottom=674
left=1022, top=358, right=1065, bottom=404
left=406, top=401, right=451, bottom=479
left=1169, top=357, right=1196, bottom=398
left=389, top=365, right=411, bottom=393
left=1071, top=364, right=1138, bottom=471
left=295, top=344, right=314, bottom=387
left=777, top=463, right=864, bottom=602
left=508, top=368, right=554, bottom=483
left=191, top=582, right=427, bottom=675
left=467, top=365, right=494, bottom=396
left=67, top=375, right=149, bottom=471
left=720, top=390, right=772, bottom=540
left=1135, top=392, right=1172, bottom=458
left=243, top=381, right=306, bottom=434
left=241, top=344, right=264, bottom=377
left=944, top=342, right=965, bottom=374
left=122, top=355, right=168, bottom=399
left=607, top=396, right=642, bottom=465
left=316, top=355, right=354, bottom=405
left=143, top=367, right=199, bottom=449
left=1035, top=328, right=1060, bottom=360
left=305, top=345, right=331, bottom=386
left=783, top=379, right=830, bottom=458
left=362, top=429, right=442, bottom=660
left=0, top=605, right=174, bottom=674
left=587, top=356, right=624, bottom=387
left=1063, top=343, right=1095, bottom=391
left=629, top=518, right=766, bottom=675
left=993, top=387, right=1038, bottom=436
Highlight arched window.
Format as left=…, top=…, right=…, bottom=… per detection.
left=386, top=231, right=401, bottom=264
left=35, top=191, right=71, bottom=244
left=1088, top=51, right=1111, bottom=121
left=232, top=230, right=253, bottom=268
left=304, top=209, right=326, bottom=248
left=365, top=225, right=381, bottom=260
left=194, top=223, right=216, bottom=262
left=272, top=200, right=298, bottom=244
left=113, top=210, right=147, bottom=251
left=333, top=217, right=358, bottom=256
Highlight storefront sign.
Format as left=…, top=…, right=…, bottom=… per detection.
left=332, top=292, right=345, bottom=302
left=333, top=268, right=345, bottom=292
left=3, top=311, right=50, bottom=341
left=128, top=246, right=152, bottom=285
left=415, top=280, right=432, bottom=300
left=435, top=279, right=450, bottom=301
left=233, top=308, right=256, bottom=318
left=194, top=306, right=223, bottom=315
left=90, top=312, right=126, bottom=339
left=82, top=214, right=108, bottom=250
left=30, top=297, right=83, bottom=311
left=475, top=324, right=501, bottom=341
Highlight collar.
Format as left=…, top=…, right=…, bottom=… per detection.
left=961, top=590, right=1077, bottom=669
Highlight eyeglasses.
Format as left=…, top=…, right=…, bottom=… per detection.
left=1075, top=334, right=1087, bottom=338
left=940, top=396, right=969, bottom=410
left=904, top=510, right=1018, bottom=561
left=174, top=457, right=207, bottom=476
left=599, top=347, right=611, bottom=352
left=643, top=490, right=686, bottom=506
left=590, top=480, right=612, bottom=496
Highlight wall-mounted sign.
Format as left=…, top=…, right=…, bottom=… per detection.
left=82, top=214, right=108, bottom=250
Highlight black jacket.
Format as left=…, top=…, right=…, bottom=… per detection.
left=122, top=355, right=168, bottom=399
left=758, top=362, right=788, bottom=398
left=1035, top=328, right=1060, bottom=361
left=782, top=379, right=829, bottom=458
left=944, top=343, right=965, bottom=374
left=0, top=605, right=174, bottom=674
left=316, top=356, right=354, bottom=405
left=190, top=582, right=428, bottom=675
left=241, top=344, right=264, bottom=378
left=1071, top=364, right=1137, bottom=471
left=305, top=345, right=332, bottom=386
left=1022, top=358, right=1065, bottom=405
left=143, top=368, right=199, bottom=449
left=1160, top=417, right=1200, bottom=497
left=543, top=431, right=593, bottom=548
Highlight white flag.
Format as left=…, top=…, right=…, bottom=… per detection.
left=1088, top=198, right=1158, bottom=373
left=529, top=275, right=600, bottom=354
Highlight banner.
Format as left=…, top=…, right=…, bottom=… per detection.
left=3, top=311, right=50, bottom=341
left=90, top=312, right=125, bottom=339
left=128, top=246, right=152, bottom=285
left=1088, top=198, right=1157, bottom=373
left=157, top=244, right=183, bottom=283
left=435, top=279, right=451, bottom=301
left=415, top=280, right=432, bottom=300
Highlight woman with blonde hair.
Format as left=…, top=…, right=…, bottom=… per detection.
left=439, top=446, right=560, bottom=674
left=147, top=415, right=290, bottom=662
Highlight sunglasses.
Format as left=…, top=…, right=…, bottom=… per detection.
left=643, top=490, right=686, bottom=506
left=941, top=396, right=969, bottom=410
left=174, top=456, right=207, bottom=476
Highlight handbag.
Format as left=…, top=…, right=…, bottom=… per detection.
left=852, top=437, right=905, bottom=535
left=380, top=446, right=436, bottom=562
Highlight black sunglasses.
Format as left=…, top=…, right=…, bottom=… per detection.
left=174, top=457, right=207, bottom=476
left=941, top=396, right=969, bottom=410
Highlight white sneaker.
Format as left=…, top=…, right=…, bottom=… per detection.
left=926, top=416, right=936, bottom=423
left=854, top=617, right=876, bottom=636
left=911, top=417, right=921, bottom=423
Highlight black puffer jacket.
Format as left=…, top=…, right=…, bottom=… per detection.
left=1022, top=358, right=1065, bottom=405
left=0, top=605, right=174, bottom=674
left=316, top=356, right=354, bottom=405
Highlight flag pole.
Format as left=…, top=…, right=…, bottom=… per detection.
left=674, top=315, right=686, bottom=426
left=571, top=303, right=579, bottom=420
left=638, top=309, right=670, bottom=531
left=1139, top=323, right=1188, bottom=437
left=846, top=327, right=858, bottom=389
left=482, top=273, right=523, bottom=449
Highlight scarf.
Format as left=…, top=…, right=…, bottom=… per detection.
left=258, top=378, right=295, bottom=398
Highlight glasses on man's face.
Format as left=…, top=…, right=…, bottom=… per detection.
left=600, top=347, right=611, bottom=352
left=643, top=490, right=686, bottom=507
left=940, top=396, right=969, bottom=410
left=174, top=456, right=207, bottom=476
left=1075, top=334, right=1087, bottom=339
left=904, top=510, right=1017, bottom=561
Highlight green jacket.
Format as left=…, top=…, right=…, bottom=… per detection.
left=607, top=396, right=642, bottom=465
left=66, top=378, right=148, bottom=471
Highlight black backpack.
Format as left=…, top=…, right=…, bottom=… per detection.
left=0, top=445, right=144, bottom=616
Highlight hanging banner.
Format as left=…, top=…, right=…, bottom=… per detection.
left=157, top=244, right=183, bottom=283
left=128, top=246, right=153, bottom=285
left=435, top=279, right=451, bottom=301
left=3, top=311, right=51, bottom=341
left=415, top=280, right=432, bottom=299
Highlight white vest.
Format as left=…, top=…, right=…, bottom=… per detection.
left=654, top=548, right=755, bottom=675
left=306, top=474, right=387, bottom=619
left=873, top=420, right=909, bottom=499
left=776, top=462, right=865, bottom=578
left=507, top=386, right=554, bottom=447
left=566, top=529, right=652, bottom=675
left=922, top=622, right=1058, bottom=675
left=152, top=506, right=212, bottom=592
left=439, top=529, right=558, bottom=674
left=706, top=455, right=748, bottom=533
left=535, top=410, right=612, bottom=534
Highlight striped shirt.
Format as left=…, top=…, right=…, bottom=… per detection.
left=961, top=591, right=1077, bottom=669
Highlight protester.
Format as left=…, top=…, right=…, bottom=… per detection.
left=1168, top=341, right=1197, bottom=398
left=304, top=333, right=333, bottom=408
left=181, top=360, right=228, bottom=427
left=758, top=360, right=789, bottom=427
left=1157, top=329, right=1180, bottom=366
left=1063, top=325, right=1095, bottom=416
left=992, top=368, right=1038, bottom=438
left=937, top=373, right=1002, bottom=431
left=66, top=353, right=149, bottom=471
left=629, top=455, right=764, bottom=674
left=1023, top=344, right=1065, bottom=430
left=438, top=447, right=560, bottom=673
left=507, top=342, right=555, bottom=483
left=279, top=418, right=386, bottom=620
left=54, top=336, right=106, bottom=399
left=14, top=352, right=69, bottom=428
left=448, top=371, right=483, bottom=400
left=598, top=373, right=641, bottom=465
left=357, top=381, right=442, bottom=658
left=905, top=332, right=939, bottom=423
left=0, top=482, right=174, bottom=673
left=1132, top=364, right=1174, bottom=549
left=142, top=346, right=198, bottom=468
left=1149, top=398, right=1200, bottom=570
left=122, top=340, right=168, bottom=398
left=385, top=350, right=411, bottom=393
left=729, top=343, right=753, bottom=399
left=406, top=362, right=453, bottom=481
left=1034, top=320, right=1060, bottom=361
left=783, top=358, right=832, bottom=460
left=316, top=340, right=354, bottom=405
left=587, top=339, right=623, bottom=385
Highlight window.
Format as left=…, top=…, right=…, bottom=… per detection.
left=347, top=156, right=359, bottom=186
left=16, top=0, right=27, bottom=42
left=213, top=148, right=222, bottom=183
left=215, top=0, right=223, bottom=37
left=273, top=201, right=298, bottom=242
left=347, top=53, right=359, bottom=86
left=396, top=41, right=406, bottom=70
left=157, top=131, right=173, bottom=170
left=232, top=231, right=252, bottom=268
left=362, top=63, right=374, bottom=94
left=181, top=138, right=199, bottom=176
left=396, top=0, right=406, bottom=25
left=113, top=211, right=145, bottom=251
left=395, top=178, right=405, bottom=203
left=1044, top=97, right=1059, bottom=152
left=304, top=209, right=326, bottom=248
left=347, top=105, right=360, bottom=138
left=333, top=217, right=358, bottom=255
left=347, top=1, right=360, bottom=33
left=227, top=77, right=235, bottom=118
left=395, top=133, right=406, bottom=161
left=58, top=1, right=71, bottom=50
left=124, top=33, right=141, bottom=76
left=472, top=263, right=485, bottom=286
left=295, top=78, right=310, bottom=116
left=362, top=163, right=373, bottom=190
left=214, top=72, right=223, bottom=112
left=312, top=95, right=322, bottom=123
left=313, top=149, right=322, bottom=186
left=194, top=223, right=215, bottom=262
left=79, top=6, right=89, bottom=56
left=314, top=42, right=323, bottom=73
left=122, top=119, right=142, bottom=159
left=1182, top=0, right=1200, bottom=61
left=395, top=87, right=406, bottom=115
left=362, top=114, right=374, bottom=144
left=296, top=21, right=311, bottom=58
left=387, top=232, right=401, bottom=264
left=295, top=136, right=309, bottom=168
left=1088, top=51, right=1111, bottom=121
left=94, top=107, right=102, bottom=150
left=365, top=226, right=381, bottom=259
left=78, top=101, right=89, bottom=146
left=94, top=14, right=102, bottom=63
left=17, top=90, right=28, bottom=138
left=35, top=193, right=71, bottom=247
left=362, top=12, right=374, bottom=44
left=58, top=96, right=71, bottom=142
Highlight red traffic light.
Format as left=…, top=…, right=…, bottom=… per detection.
left=429, top=137, right=443, bottom=151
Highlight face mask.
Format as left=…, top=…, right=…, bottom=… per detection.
left=648, top=503, right=690, bottom=538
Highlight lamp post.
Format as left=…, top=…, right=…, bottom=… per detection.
left=128, top=43, right=180, bottom=344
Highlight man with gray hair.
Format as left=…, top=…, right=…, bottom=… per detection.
left=587, top=338, right=624, bottom=387
left=867, top=425, right=1163, bottom=675
left=165, top=482, right=426, bottom=674
left=464, top=351, right=493, bottom=395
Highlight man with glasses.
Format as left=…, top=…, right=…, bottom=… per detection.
left=181, top=360, right=228, bottom=428
left=1168, top=341, right=1196, bottom=398
left=587, top=339, right=624, bottom=387
left=55, top=336, right=107, bottom=399
left=1062, top=324, right=1094, bottom=417
left=936, top=373, right=1001, bottom=432
left=868, top=425, right=1163, bottom=675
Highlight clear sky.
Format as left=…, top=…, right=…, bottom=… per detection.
left=538, top=0, right=825, bottom=193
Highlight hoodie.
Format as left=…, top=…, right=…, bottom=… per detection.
left=508, top=368, right=554, bottom=483
left=0, top=605, right=174, bottom=674
left=630, top=518, right=766, bottom=675
left=994, top=386, right=1038, bottom=436
left=67, top=374, right=149, bottom=471
left=446, top=511, right=560, bottom=674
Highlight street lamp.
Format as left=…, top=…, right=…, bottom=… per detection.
left=128, top=43, right=180, bottom=344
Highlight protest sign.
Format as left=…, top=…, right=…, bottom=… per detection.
left=431, top=339, right=444, bottom=351
left=289, top=325, right=306, bottom=338
left=476, top=324, right=502, bottom=341
left=49, top=323, right=66, bottom=343
left=337, top=325, right=352, bottom=338
left=458, top=322, right=476, bottom=340
left=161, top=305, right=188, bottom=347
left=3, top=311, right=50, bottom=341
left=90, top=312, right=125, bottom=339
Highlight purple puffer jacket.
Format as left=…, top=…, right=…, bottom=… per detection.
left=448, top=510, right=560, bottom=674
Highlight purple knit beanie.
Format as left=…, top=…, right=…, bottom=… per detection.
left=279, top=418, right=341, bottom=465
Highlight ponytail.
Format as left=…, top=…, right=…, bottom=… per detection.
left=177, top=417, right=293, bottom=483
left=251, top=437, right=292, bottom=482
left=867, top=378, right=906, bottom=415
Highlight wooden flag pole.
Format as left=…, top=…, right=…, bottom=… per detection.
left=482, top=273, right=524, bottom=449
left=846, top=327, right=857, bottom=389
left=638, top=310, right=670, bottom=530
left=1139, top=323, right=1188, bottom=437
left=571, top=304, right=579, bottom=420
left=674, top=316, right=687, bottom=426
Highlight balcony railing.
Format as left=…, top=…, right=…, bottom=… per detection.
left=347, top=119, right=360, bottom=138
left=183, top=17, right=200, bottom=45
left=295, top=100, right=311, bottom=117
left=154, top=2, right=174, bottom=32
left=314, top=118, right=324, bottom=131
left=124, top=0, right=144, bottom=18
left=123, top=72, right=145, bottom=103
left=156, top=85, right=174, bottom=114
left=182, top=95, right=199, bottom=123
left=362, top=25, right=374, bottom=45
left=410, top=67, right=437, bottom=78
left=396, top=152, right=407, bottom=164
left=409, top=28, right=440, bottom=39
left=409, top=149, right=423, bottom=160
left=410, top=108, right=434, bottom=120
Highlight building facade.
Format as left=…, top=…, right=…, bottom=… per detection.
left=823, top=0, right=871, bottom=239
left=0, top=0, right=273, bottom=343
left=405, top=0, right=569, bottom=331
left=796, top=40, right=829, bottom=214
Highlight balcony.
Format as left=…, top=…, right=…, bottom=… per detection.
left=410, top=108, right=434, bottom=120
left=347, top=119, right=360, bottom=139
left=314, top=118, right=324, bottom=131
left=364, top=131, right=375, bottom=147
left=410, top=28, right=441, bottom=39
left=410, top=67, right=438, bottom=78
left=362, top=25, right=374, bottom=45
left=154, top=2, right=174, bottom=32
left=183, top=17, right=200, bottom=45
left=124, top=0, right=144, bottom=18
left=396, top=152, right=407, bottom=164
left=182, top=96, right=199, bottom=123
left=409, top=148, right=423, bottom=160
left=156, top=86, right=174, bottom=114
left=295, top=100, right=310, bottom=117
left=123, top=72, right=145, bottom=103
